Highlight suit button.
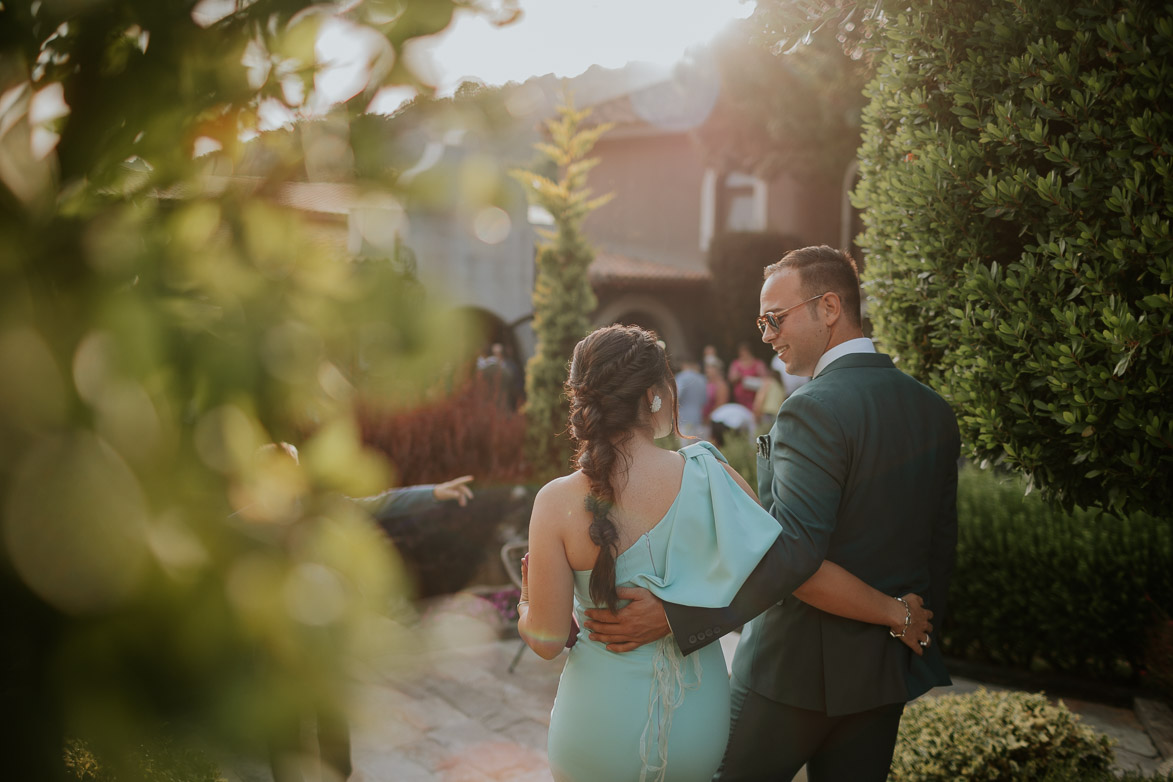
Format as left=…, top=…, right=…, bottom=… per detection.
left=688, top=634, right=697, bottom=644
left=704, top=629, right=713, bottom=638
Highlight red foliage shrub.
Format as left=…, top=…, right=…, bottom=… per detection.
left=356, top=379, right=537, bottom=597
left=358, top=378, right=532, bottom=486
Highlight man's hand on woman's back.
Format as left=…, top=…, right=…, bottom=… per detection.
left=583, top=587, right=671, bottom=652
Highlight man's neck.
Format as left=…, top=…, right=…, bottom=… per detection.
left=814, top=333, right=875, bottom=378
left=825, top=326, right=865, bottom=352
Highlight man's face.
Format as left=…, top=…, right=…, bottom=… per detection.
left=759, top=270, right=826, bottom=378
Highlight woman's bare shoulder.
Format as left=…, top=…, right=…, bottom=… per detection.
left=532, top=471, right=591, bottom=522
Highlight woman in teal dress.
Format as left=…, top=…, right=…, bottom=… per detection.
left=517, top=325, right=929, bottom=782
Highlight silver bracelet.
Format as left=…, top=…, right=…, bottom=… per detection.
left=889, top=596, right=911, bottom=638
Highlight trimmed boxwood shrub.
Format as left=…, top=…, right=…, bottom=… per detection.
left=852, top=0, right=1173, bottom=518
left=943, top=466, right=1172, bottom=683
left=890, top=689, right=1113, bottom=781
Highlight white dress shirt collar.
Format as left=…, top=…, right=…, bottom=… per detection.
left=813, top=337, right=876, bottom=378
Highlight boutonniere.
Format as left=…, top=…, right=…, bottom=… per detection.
left=756, top=434, right=770, bottom=459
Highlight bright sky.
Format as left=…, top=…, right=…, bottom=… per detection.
left=414, top=0, right=756, bottom=92
left=260, top=0, right=756, bottom=124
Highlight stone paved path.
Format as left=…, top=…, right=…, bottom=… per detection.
left=227, top=596, right=1171, bottom=781
left=352, top=637, right=561, bottom=781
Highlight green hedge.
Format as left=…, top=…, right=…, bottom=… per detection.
left=943, top=466, right=1173, bottom=684
left=852, top=0, right=1173, bottom=518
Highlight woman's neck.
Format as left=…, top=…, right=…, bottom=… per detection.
left=603, top=428, right=674, bottom=509
left=615, top=427, right=662, bottom=460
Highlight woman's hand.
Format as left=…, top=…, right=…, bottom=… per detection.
left=519, top=552, right=530, bottom=604
left=433, top=475, right=474, bottom=505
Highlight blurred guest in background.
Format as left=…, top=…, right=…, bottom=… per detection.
left=728, top=343, right=767, bottom=409
left=477, top=342, right=522, bottom=410
left=702, top=361, right=730, bottom=431
left=673, top=357, right=708, bottom=438
left=752, top=366, right=787, bottom=430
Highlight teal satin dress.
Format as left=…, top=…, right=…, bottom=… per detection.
left=546, top=442, right=782, bottom=782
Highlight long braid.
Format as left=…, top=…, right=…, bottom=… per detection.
left=566, top=325, right=678, bottom=612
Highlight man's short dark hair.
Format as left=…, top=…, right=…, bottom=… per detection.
left=763, top=245, right=862, bottom=328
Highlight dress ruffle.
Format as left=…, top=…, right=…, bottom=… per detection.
left=639, top=636, right=703, bottom=782
left=622, top=441, right=781, bottom=781
left=625, top=441, right=781, bottom=608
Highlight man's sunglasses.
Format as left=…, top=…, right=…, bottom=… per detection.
left=756, top=293, right=827, bottom=335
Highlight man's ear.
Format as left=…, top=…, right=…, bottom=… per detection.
left=822, top=291, right=844, bottom=325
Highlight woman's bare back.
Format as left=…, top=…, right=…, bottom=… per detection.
left=560, top=446, right=686, bottom=572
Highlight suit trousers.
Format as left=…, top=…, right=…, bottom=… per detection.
left=714, top=674, right=905, bottom=782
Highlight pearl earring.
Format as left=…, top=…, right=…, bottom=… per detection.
left=650, top=394, right=662, bottom=413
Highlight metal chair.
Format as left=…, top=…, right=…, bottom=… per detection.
left=500, top=539, right=529, bottom=673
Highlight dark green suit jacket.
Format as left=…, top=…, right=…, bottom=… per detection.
left=664, top=352, right=960, bottom=716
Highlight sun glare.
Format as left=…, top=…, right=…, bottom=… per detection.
left=416, top=0, right=755, bottom=92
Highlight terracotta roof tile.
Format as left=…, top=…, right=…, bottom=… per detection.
left=589, top=251, right=711, bottom=287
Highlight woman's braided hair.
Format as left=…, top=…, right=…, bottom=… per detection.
left=565, top=325, right=679, bottom=611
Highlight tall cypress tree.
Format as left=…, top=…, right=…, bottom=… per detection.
left=511, top=97, right=613, bottom=481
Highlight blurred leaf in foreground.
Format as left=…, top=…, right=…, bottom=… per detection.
left=0, top=0, right=519, bottom=778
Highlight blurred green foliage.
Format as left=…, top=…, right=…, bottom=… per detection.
left=64, top=736, right=224, bottom=782
left=713, top=424, right=761, bottom=489
left=510, top=97, right=612, bottom=481
left=746, top=0, right=890, bottom=65
left=0, top=1, right=518, bottom=778
left=944, top=466, right=1172, bottom=684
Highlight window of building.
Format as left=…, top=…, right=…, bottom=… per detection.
left=700, top=169, right=768, bottom=251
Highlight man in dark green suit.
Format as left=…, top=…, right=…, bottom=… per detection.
left=584, top=246, right=959, bottom=781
